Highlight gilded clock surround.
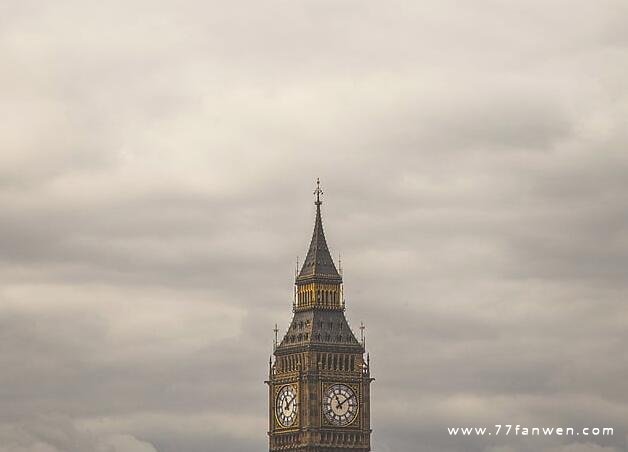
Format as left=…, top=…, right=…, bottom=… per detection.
left=274, top=383, right=300, bottom=430
left=266, top=181, right=373, bottom=452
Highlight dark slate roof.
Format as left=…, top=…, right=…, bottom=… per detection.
left=275, top=309, right=363, bottom=354
left=296, top=201, right=342, bottom=284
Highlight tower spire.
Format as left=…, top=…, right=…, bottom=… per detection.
left=296, top=179, right=342, bottom=284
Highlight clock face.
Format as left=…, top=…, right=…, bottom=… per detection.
left=275, top=385, right=298, bottom=428
left=323, top=384, right=358, bottom=426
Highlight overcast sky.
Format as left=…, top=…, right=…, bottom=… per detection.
left=1, top=1, right=627, bottom=451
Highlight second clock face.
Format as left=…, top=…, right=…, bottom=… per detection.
left=276, top=385, right=298, bottom=427
left=323, top=384, right=358, bottom=426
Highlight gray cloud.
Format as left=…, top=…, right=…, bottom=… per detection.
left=1, top=0, right=627, bottom=451
left=0, top=415, right=157, bottom=452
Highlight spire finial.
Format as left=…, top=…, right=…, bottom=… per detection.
left=273, top=324, right=278, bottom=351
left=314, top=178, right=323, bottom=206
left=338, top=252, right=342, bottom=276
left=360, top=321, right=365, bottom=347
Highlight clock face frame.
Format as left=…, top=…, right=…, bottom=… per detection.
left=322, top=383, right=359, bottom=427
left=275, top=384, right=298, bottom=428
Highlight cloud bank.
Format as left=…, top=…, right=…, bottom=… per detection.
left=1, top=0, right=627, bottom=451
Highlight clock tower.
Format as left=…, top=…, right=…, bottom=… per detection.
left=266, top=180, right=373, bottom=452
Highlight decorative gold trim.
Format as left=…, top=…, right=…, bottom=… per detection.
left=273, top=383, right=299, bottom=431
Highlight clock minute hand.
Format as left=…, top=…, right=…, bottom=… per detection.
left=337, top=393, right=356, bottom=408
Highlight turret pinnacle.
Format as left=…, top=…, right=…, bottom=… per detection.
left=296, top=179, right=342, bottom=285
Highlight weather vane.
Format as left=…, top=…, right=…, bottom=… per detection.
left=314, top=177, right=323, bottom=205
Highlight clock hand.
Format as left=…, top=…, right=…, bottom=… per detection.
left=284, top=394, right=297, bottom=410
left=337, top=393, right=356, bottom=409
